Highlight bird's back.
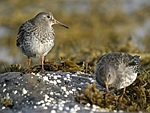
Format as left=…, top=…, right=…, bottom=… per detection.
left=17, top=20, right=35, bottom=47
left=97, top=52, right=140, bottom=71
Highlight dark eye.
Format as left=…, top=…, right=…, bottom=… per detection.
left=47, top=15, right=50, bottom=18
left=108, top=74, right=111, bottom=78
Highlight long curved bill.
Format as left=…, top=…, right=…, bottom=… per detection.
left=54, top=19, right=69, bottom=29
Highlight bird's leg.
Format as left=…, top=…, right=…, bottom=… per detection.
left=28, top=57, right=31, bottom=73
left=41, top=56, right=45, bottom=72
left=119, top=87, right=130, bottom=101
left=123, top=87, right=126, bottom=95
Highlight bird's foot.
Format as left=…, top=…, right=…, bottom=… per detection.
left=27, top=68, right=32, bottom=73
left=119, top=92, right=130, bottom=102
left=40, top=68, right=46, bottom=73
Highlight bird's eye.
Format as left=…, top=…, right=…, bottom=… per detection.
left=108, top=74, right=111, bottom=78
left=47, top=15, right=50, bottom=18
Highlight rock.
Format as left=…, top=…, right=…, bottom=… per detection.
left=0, top=71, right=103, bottom=113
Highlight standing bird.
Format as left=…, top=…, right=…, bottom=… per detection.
left=95, top=52, right=140, bottom=92
left=16, top=12, right=69, bottom=72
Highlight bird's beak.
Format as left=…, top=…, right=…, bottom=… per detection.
left=104, top=81, right=109, bottom=92
left=54, top=19, right=69, bottom=29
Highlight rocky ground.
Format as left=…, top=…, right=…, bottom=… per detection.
left=0, top=54, right=150, bottom=113
left=0, top=71, right=106, bottom=113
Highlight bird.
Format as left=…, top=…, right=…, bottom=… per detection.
left=16, top=12, right=69, bottom=72
left=95, top=52, right=140, bottom=92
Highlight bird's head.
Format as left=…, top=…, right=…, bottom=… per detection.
left=95, top=64, right=117, bottom=92
left=33, top=12, right=69, bottom=29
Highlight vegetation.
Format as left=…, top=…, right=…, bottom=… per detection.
left=1, top=0, right=150, bottom=112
